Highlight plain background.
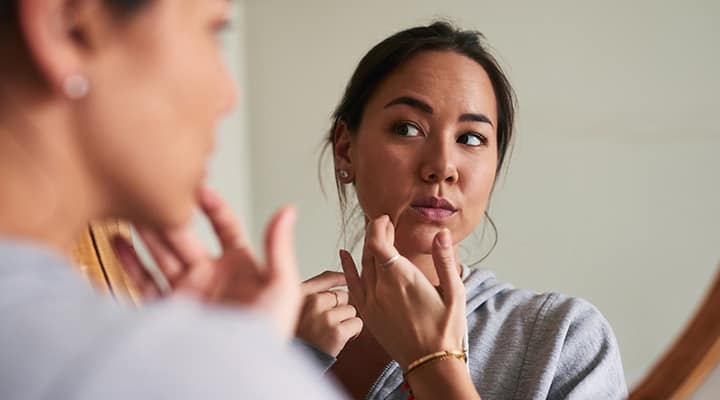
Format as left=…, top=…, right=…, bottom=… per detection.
left=196, top=0, right=720, bottom=390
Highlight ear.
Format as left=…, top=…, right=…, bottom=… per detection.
left=18, top=0, right=109, bottom=96
left=333, top=120, right=355, bottom=183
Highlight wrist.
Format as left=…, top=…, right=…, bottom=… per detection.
left=404, top=357, right=479, bottom=400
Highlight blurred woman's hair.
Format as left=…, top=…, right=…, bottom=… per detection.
left=1, top=0, right=152, bottom=28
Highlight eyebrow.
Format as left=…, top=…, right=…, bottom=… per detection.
left=383, top=96, right=494, bottom=127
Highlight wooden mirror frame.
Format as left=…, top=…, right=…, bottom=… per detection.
left=71, top=220, right=140, bottom=306
left=629, top=267, right=720, bottom=399
left=71, top=221, right=720, bottom=397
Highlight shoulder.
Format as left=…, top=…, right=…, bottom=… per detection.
left=465, top=285, right=627, bottom=398
left=515, top=292, right=627, bottom=398
left=527, top=291, right=615, bottom=343
left=473, top=287, right=619, bottom=361
left=463, top=269, right=614, bottom=342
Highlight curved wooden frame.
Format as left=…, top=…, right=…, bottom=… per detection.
left=71, top=221, right=140, bottom=306
left=630, top=266, right=720, bottom=399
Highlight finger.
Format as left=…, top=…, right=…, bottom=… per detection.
left=338, top=317, right=364, bottom=342
left=301, top=271, right=347, bottom=295
left=162, top=227, right=209, bottom=268
left=326, top=304, right=358, bottom=325
left=174, top=259, right=217, bottom=300
left=111, top=235, right=161, bottom=300
left=360, top=250, right=376, bottom=294
left=365, top=215, right=398, bottom=271
left=136, top=227, right=184, bottom=285
left=264, top=206, right=299, bottom=283
left=431, top=228, right=463, bottom=305
left=332, top=289, right=349, bottom=306
left=339, top=249, right=365, bottom=306
left=210, top=246, right=259, bottom=302
left=199, top=186, right=253, bottom=253
left=304, top=291, right=346, bottom=313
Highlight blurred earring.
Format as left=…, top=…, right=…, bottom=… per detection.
left=63, top=73, right=90, bottom=100
left=338, top=170, right=350, bottom=181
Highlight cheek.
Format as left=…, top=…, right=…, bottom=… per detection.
left=459, top=159, right=497, bottom=224
left=353, top=142, right=415, bottom=218
left=79, top=39, right=218, bottom=224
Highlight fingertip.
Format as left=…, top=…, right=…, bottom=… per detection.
left=339, top=250, right=357, bottom=275
left=198, top=186, right=221, bottom=209
left=284, top=204, right=298, bottom=225
left=434, top=228, right=452, bottom=250
left=266, top=205, right=296, bottom=241
left=276, top=204, right=298, bottom=229
left=338, top=249, right=350, bottom=265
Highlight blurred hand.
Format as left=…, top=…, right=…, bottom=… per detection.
left=112, top=186, right=302, bottom=340
left=296, top=271, right=363, bottom=357
left=340, top=215, right=466, bottom=369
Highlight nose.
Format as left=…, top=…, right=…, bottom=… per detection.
left=420, top=139, right=459, bottom=184
left=217, top=64, right=238, bottom=116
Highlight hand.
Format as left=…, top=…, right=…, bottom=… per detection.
left=339, top=215, right=467, bottom=369
left=296, top=271, right=363, bottom=357
left=111, top=186, right=302, bottom=340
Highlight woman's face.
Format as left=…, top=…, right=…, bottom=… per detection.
left=80, top=0, right=235, bottom=227
left=341, top=50, right=498, bottom=256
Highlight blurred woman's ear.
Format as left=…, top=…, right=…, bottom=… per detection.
left=16, top=0, right=114, bottom=96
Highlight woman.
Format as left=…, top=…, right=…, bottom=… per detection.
left=0, top=0, right=342, bottom=398
left=296, top=22, right=628, bottom=399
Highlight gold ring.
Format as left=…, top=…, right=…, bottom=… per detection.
left=379, top=253, right=400, bottom=268
left=332, top=291, right=340, bottom=308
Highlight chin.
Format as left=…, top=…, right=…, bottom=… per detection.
left=160, top=199, right=195, bottom=228
left=395, top=226, right=440, bottom=256
left=133, top=192, right=195, bottom=229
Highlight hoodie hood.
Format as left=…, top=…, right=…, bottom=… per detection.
left=461, top=263, right=513, bottom=316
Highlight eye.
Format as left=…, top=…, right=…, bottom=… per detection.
left=393, top=122, right=423, bottom=137
left=457, top=132, right=488, bottom=147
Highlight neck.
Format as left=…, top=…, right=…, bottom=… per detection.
left=404, top=245, right=462, bottom=286
left=0, top=101, right=102, bottom=255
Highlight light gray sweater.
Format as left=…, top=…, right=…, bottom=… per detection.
left=302, top=265, right=628, bottom=399
left=0, top=239, right=345, bottom=400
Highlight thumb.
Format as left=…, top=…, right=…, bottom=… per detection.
left=263, top=205, right=299, bottom=284
left=431, top=228, right=463, bottom=305
left=263, top=205, right=301, bottom=338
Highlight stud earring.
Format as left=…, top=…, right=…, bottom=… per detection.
left=338, top=170, right=350, bottom=180
left=63, top=73, right=90, bottom=100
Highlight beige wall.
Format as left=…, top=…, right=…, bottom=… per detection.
left=209, top=0, right=720, bottom=388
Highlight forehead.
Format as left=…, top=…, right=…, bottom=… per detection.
left=368, top=50, right=498, bottom=121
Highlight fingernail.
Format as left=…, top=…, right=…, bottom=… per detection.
left=285, top=205, right=298, bottom=224
left=199, top=186, right=218, bottom=204
left=437, top=228, right=451, bottom=249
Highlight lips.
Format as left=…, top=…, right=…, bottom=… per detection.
left=410, top=197, right=457, bottom=221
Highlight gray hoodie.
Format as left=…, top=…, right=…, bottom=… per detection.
left=301, top=264, right=628, bottom=399
left=0, top=240, right=346, bottom=400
